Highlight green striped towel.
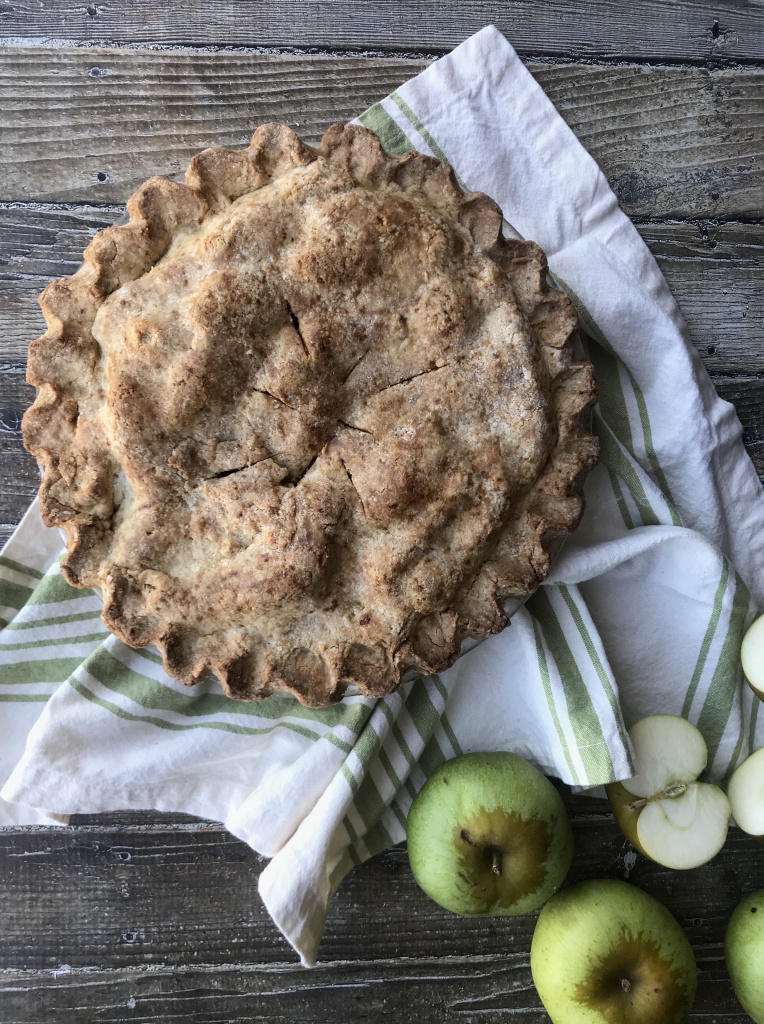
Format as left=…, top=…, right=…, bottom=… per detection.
left=2, top=26, right=762, bottom=966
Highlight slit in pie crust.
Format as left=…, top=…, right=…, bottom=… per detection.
left=22, top=122, right=598, bottom=707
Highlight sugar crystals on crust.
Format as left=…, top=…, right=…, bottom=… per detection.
left=22, top=123, right=598, bottom=706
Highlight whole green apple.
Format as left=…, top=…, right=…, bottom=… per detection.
left=726, top=888, right=764, bottom=1022
left=531, top=878, right=697, bottom=1024
left=406, top=751, right=573, bottom=916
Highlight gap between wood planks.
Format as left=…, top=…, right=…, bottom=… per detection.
left=0, top=950, right=532, bottom=977
left=2, top=36, right=764, bottom=72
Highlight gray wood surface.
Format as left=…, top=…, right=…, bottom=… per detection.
left=2, top=48, right=762, bottom=219
left=1, top=0, right=763, bottom=64
left=1, top=4, right=764, bottom=1020
left=1, top=800, right=762, bottom=1022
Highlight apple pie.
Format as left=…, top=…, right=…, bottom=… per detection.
left=22, top=123, right=598, bottom=706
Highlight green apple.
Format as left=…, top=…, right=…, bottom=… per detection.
left=726, top=888, right=764, bottom=1022
left=406, top=751, right=573, bottom=916
left=727, top=746, right=764, bottom=843
left=741, top=614, right=764, bottom=701
left=531, top=878, right=697, bottom=1024
left=606, top=715, right=730, bottom=869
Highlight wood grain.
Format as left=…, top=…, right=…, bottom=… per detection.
left=0, top=798, right=757, bottom=1021
left=0, top=204, right=120, bottom=366
left=0, top=953, right=748, bottom=1023
left=0, top=49, right=427, bottom=204
left=1, top=12, right=763, bottom=1019
left=642, top=220, right=764, bottom=375
left=1, top=48, right=763, bottom=219
left=1, top=0, right=762, bottom=65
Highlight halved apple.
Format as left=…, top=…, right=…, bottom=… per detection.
left=606, top=715, right=730, bottom=869
left=741, top=615, right=764, bottom=701
left=727, top=746, right=764, bottom=843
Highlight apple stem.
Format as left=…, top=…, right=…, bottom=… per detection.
left=662, top=782, right=687, bottom=799
left=621, top=977, right=632, bottom=993
left=491, top=848, right=502, bottom=876
left=630, top=782, right=688, bottom=812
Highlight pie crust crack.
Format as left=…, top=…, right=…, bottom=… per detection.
left=23, top=122, right=599, bottom=706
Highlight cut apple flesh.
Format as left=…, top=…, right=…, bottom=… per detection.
left=636, top=783, right=730, bottom=869
left=727, top=746, right=764, bottom=837
left=609, top=714, right=730, bottom=870
left=621, top=715, right=708, bottom=800
left=741, top=615, right=764, bottom=699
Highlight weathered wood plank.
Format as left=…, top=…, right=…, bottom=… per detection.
left=532, top=66, right=764, bottom=221
left=0, top=818, right=755, bottom=972
left=0, top=443, right=38, bottom=544
left=1, top=48, right=762, bottom=219
left=717, top=377, right=764, bottom=437
left=0, top=0, right=762, bottom=65
left=0, top=951, right=748, bottom=1023
left=0, top=49, right=427, bottom=203
left=642, top=220, right=764, bottom=375
left=0, top=204, right=120, bottom=361
left=0, top=797, right=758, bottom=1020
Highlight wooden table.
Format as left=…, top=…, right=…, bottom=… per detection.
left=1, top=3, right=763, bottom=1020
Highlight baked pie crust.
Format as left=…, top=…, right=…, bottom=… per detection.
left=23, top=123, right=598, bottom=706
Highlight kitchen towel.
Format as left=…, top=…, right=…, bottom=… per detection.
left=1, top=24, right=763, bottom=966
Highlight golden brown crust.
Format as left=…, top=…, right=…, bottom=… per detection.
left=22, top=123, right=598, bottom=706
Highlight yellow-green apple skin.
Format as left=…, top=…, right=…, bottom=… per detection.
left=405, top=752, right=573, bottom=916
left=531, top=879, right=697, bottom=1024
left=606, top=781, right=650, bottom=858
left=726, top=889, right=764, bottom=1022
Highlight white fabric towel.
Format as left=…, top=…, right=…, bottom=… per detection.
left=1, top=25, right=762, bottom=966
